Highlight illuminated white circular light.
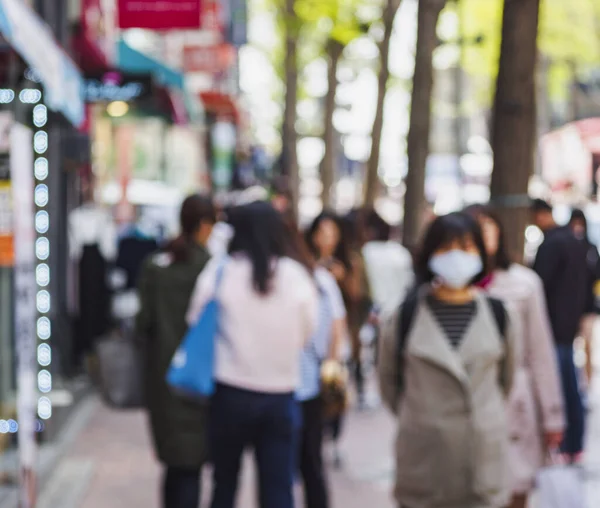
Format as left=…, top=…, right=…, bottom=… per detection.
left=33, top=104, right=48, bottom=128
left=36, top=420, right=44, bottom=433
left=36, top=237, right=50, bottom=260
left=19, top=89, right=42, bottom=104
left=0, top=420, right=8, bottom=434
left=34, top=158, right=49, bottom=180
left=37, top=397, right=52, bottom=420
left=35, top=211, right=49, bottom=234
left=25, top=69, right=42, bottom=83
left=36, top=264, right=50, bottom=287
left=37, top=344, right=51, bottom=367
left=34, top=131, right=48, bottom=154
left=0, top=89, right=15, bottom=103
left=36, top=290, right=51, bottom=314
left=8, top=420, right=18, bottom=433
left=38, top=370, right=52, bottom=393
left=37, top=317, right=51, bottom=340
left=35, top=184, right=49, bottom=207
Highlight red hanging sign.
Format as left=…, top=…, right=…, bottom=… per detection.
left=183, top=44, right=235, bottom=73
left=118, top=0, right=202, bottom=30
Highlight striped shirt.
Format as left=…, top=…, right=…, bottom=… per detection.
left=427, top=296, right=476, bottom=349
left=296, top=268, right=346, bottom=401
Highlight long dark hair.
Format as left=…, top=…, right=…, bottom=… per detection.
left=228, top=201, right=304, bottom=294
left=416, top=212, right=487, bottom=285
left=305, top=211, right=352, bottom=270
left=165, top=194, right=216, bottom=263
left=464, top=205, right=512, bottom=271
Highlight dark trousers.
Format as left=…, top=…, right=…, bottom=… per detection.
left=163, top=466, right=201, bottom=508
left=299, top=397, right=329, bottom=508
left=209, top=383, right=298, bottom=508
left=557, top=344, right=585, bottom=455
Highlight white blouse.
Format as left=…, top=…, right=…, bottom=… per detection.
left=186, top=254, right=319, bottom=393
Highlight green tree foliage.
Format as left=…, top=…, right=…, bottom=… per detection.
left=449, top=0, right=600, bottom=103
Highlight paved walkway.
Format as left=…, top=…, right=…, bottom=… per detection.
left=26, top=331, right=600, bottom=507
left=49, top=398, right=396, bottom=508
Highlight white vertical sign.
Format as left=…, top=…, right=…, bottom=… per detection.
left=11, top=123, right=37, bottom=508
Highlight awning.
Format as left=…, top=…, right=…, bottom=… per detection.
left=0, top=0, right=85, bottom=127
left=199, top=91, right=239, bottom=122
left=117, top=40, right=184, bottom=90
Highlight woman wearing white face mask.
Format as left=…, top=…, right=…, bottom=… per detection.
left=378, top=212, right=520, bottom=508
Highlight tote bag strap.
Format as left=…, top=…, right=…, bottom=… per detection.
left=213, top=257, right=228, bottom=297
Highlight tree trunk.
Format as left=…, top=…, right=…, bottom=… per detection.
left=321, top=40, right=343, bottom=209
left=364, top=0, right=402, bottom=207
left=403, top=0, right=446, bottom=250
left=490, top=0, right=541, bottom=262
left=282, top=0, right=300, bottom=218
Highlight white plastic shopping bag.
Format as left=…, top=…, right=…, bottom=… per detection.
left=537, top=460, right=585, bottom=508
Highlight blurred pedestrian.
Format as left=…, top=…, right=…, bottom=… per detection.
left=136, top=194, right=216, bottom=508
left=531, top=199, right=592, bottom=463
left=467, top=205, right=565, bottom=508
left=362, top=209, right=414, bottom=317
left=569, top=208, right=600, bottom=384
left=296, top=255, right=347, bottom=508
left=305, top=212, right=352, bottom=463
left=378, top=212, right=518, bottom=508
left=341, top=210, right=373, bottom=408
left=187, top=201, right=318, bottom=508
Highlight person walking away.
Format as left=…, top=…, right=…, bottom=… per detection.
left=187, top=201, right=318, bottom=508
left=467, top=206, right=564, bottom=508
left=296, top=264, right=347, bottom=508
left=136, top=194, right=216, bottom=508
left=569, top=208, right=600, bottom=385
left=378, top=212, right=519, bottom=508
left=341, top=210, right=373, bottom=408
left=531, top=199, right=592, bottom=463
left=362, top=209, right=414, bottom=318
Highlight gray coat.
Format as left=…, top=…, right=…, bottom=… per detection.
left=378, top=290, right=520, bottom=508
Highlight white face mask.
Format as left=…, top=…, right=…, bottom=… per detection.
left=428, top=250, right=483, bottom=289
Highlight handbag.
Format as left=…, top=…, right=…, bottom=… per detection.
left=96, top=330, right=145, bottom=409
left=536, top=453, right=585, bottom=508
left=320, top=359, right=349, bottom=419
left=166, top=260, right=227, bottom=399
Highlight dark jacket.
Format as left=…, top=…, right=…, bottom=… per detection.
left=136, top=245, right=211, bottom=468
left=533, top=227, right=592, bottom=345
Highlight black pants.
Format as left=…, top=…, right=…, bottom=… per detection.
left=163, top=466, right=201, bottom=508
left=300, top=397, right=329, bottom=508
left=209, top=384, right=297, bottom=508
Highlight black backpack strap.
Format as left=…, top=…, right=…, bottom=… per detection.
left=486, top=296, right=507, bottom=340
left=396, top=294, right=418, bottom=393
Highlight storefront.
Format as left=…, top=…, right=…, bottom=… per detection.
left=0, top=1, right=85, bottom=493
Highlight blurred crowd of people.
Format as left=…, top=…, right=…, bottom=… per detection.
left=132, top=187, right=597, bottom=508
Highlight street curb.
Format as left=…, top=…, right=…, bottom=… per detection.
left=0, top=395, right=99, bottom=508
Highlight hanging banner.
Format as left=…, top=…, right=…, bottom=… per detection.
left=0, top=0, right=85, bottom=127
left=227, top=0, right=247, bottom=47
left=182, top=44, right=235, bottom=73
left=11, top=123, right=37, bottom=508
left=117, top=0, right=202, bottom=30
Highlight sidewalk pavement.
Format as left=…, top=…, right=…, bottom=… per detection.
left=43, top=397, right=397, bottom=508
left=21, top=332, right=600, bottom=507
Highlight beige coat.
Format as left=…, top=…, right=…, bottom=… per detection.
left=378, top=290, right=519, bottom=508
left=486, top=265, right=565, bottom=494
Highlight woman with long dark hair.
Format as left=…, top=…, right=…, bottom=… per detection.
left=136, top=194, right=216, bottom=508
left=379, top=212, right=519, bottom=508
left=466, top=205, right=564, bottom=508
left=186, top=201, right=318, bottom=508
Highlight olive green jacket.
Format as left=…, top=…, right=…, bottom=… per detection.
left=136, top=245, right=211, bottom=468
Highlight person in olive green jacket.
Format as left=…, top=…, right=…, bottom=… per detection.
left=136, top=194, right=216, bottom=508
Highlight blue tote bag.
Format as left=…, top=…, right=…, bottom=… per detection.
left=166, top=260, right=227, bottom=398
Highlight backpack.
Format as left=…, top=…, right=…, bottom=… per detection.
left=396, top=294, right=507, bottom=391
